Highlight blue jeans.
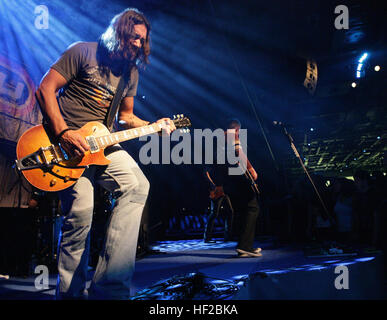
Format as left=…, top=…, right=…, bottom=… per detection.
left=56, top=145, right=149, bottom=299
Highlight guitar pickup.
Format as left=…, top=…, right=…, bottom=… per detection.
left=86, top=136, right=99, bottom=153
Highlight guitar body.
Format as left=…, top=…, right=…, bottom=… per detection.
left=15, top=115, right=191, bottom=192
left=16, top=122, right=111, bottom=192
left=209, top=187, right=225, bottom=200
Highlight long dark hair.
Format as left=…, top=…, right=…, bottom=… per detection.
left=99, top=8, right=151, bottom=67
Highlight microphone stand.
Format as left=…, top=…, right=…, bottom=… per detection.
left=280, top=124, right=335, bottom=227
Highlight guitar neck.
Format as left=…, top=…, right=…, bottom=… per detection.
left=245, top=170, right=260, bottom=194
left=94, top=123, right=163, bottom=149
left=244, top=169, right=253, bottom=182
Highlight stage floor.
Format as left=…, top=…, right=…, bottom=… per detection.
left=0, top=238, right=385, bottom=300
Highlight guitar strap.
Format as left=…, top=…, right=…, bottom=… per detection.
left=105, top=63, right=130, bottom=132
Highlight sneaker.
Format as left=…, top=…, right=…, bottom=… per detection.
left=236, top=248, right=262, bottom=257
left=237, top=252, right=250, bottom=258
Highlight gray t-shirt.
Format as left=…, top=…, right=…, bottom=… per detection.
left=51, top=41, right=138, bottom=130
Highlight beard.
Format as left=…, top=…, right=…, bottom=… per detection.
left=107, top=43, right=141, bottom=76
left=119, top=43, right=140, bottom=62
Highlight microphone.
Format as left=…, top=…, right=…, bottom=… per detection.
left=273, top=121, right=293, bottom=127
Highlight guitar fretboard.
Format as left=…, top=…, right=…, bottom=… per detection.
left=95, top=123, right=163, bottom=149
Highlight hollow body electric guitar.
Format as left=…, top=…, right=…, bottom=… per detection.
left=15, top=115, right=191, bottom=192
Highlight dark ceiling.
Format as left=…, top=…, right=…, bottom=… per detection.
left=2, top=0, right=386, bottom=186
left=113, top=0, right=387, bottom=181
left=256, top=0, right=387, bottom=177
left=0, top=0, right=385, bottom=214
left=160, top=0, right=387, bottom=178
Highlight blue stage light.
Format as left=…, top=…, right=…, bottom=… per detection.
left=332, top=261, right=356, bottom=267
left=323, top=260, right=341, bottom=264
left=359, top=53, right=368, bottom=63
left=265, top=270, right=290, bottom=275
left=355, top=257, right=375, bottom=262
left=307, top=266, right=329, bottom=271
left=356, top=52, right=369, bottom=78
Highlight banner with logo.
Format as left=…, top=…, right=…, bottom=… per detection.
left=0, top=54, right=42, bottom=143
left=0, top=53, right=42, bottom=207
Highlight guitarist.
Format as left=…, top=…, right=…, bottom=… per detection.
left=35, top=8, right=175, bottom=299
left=210, top=119, right=262, bottom=258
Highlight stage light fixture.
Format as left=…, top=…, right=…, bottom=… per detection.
left=351, top=82, right=357, bottom=88
left=356, top=52, right=368, bottom=78
left=359, top=52, right=368, bottom=62
left=374, top=65, right=380, bottom=71
left=303, top=60, right=318, bottom=95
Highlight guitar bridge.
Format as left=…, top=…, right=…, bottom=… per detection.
left=15, top=145, right=64, bottom=171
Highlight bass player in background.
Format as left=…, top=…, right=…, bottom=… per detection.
left=209, top=118, right=262, bottom=257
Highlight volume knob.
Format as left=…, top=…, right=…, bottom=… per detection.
left=50, top=179, right=57, bottom=187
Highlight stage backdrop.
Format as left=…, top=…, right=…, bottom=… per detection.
left=0, top=52, right=43, bottom=207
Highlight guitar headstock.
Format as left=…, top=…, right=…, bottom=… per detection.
left=172, top=114, right=191, bottom=133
